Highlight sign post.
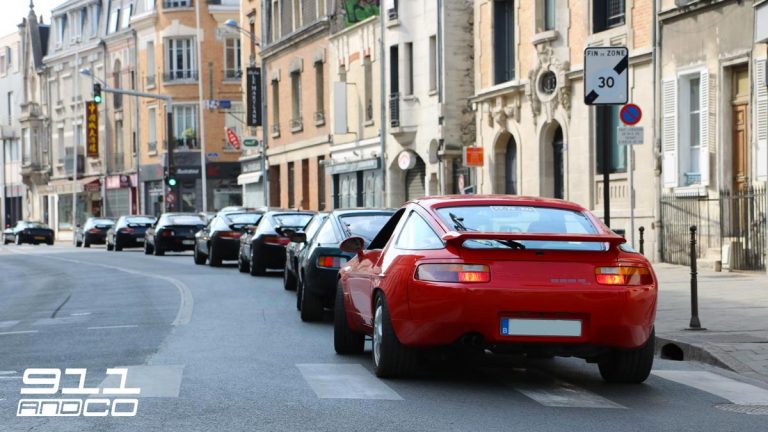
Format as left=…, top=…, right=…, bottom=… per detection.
left=585, top=47, right=629, bottom=228
left=618, top=103, right=644, bottom=249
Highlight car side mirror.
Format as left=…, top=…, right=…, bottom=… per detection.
left=283, top=229, right=306, bottom=243
left=339, top=236, right=365, bottom=259
left=274, top=225, right=285, bottom=236
left=244, top=225, right=257, bottom=233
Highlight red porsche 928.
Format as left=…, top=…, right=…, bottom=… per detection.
left=334, top=196, right=657, bottom=383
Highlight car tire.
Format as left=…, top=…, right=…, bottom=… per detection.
left=46, top=240, right=53, bottom=246
left=3, top=237, right=8, bottom=245
left=598, top=328, right=655, bottom=384
left=208, top=243, right=222, bottom=267
left=106, top=241, right=114, bottom=251
left=372, top=292, right=420, bottom=378
left=153, top=243, right=164, bottom=256
left=114, top=241, right=122, bottom=252
left=283, top=266, right=297, bottom=291
left=237, top=253, right=248, bottom=273
left=83, top=239, right=90, bottom=248
left=193, top=244, right=207, bottom=265
left=144, top=241, right=153, bottom=255
left=15, top=236, right=21, bottom=245
left=296, top=275, right=303, bottom=311
left=334, top=282, right=365, bottom=354
left=249, top=250, right=265, bottom=276
left=300, top=279, right=324, bottom=322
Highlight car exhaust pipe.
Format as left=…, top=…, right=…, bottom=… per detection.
left=460, top=333, right=484, bottom=347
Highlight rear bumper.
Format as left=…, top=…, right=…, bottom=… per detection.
left=156, top=236, right=196, bottom=251
left=395, top=284, right=657, bottom=350
left=116, top=233, right=146, bottom=248
left=304, top=266, right=342, bottom=304
left=19, top=233, right=53, bottom=243
left=253, top=243, right=288, bottom=269
left=84, top=233, right=107, bottom=244
left=212, top=237, right=241, bottom=260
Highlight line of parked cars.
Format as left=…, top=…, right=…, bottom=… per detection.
left=74, top=196, right=659, bottom=384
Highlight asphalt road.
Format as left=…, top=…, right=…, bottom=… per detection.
left=1, top=243, right=767, bottom=431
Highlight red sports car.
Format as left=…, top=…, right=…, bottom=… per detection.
left=334, top=195, right=657, bottom=383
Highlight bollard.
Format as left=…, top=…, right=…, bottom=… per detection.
left=688, top=225, right=704, bottom=330
left=638, top=226, right=645, bottom=255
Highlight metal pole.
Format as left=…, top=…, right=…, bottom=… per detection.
left=261, top=0, right=269, bottom=207
left=688, top=225, right=704, bottom=330
left=378, top=1, right=387, bottom=206
left=166, top=107, right=175, bottom=212
left=72, top=50, right=80, bottom=231
left=194, top=0, right=208, bottom=212
left=629, top=145, right=635, bottom=247
left=639, top=226, right=645, bottom=255
left=602, top=119, right=611, bottom=228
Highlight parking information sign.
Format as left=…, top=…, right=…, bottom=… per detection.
left=584, top=47, right=629, bottom=105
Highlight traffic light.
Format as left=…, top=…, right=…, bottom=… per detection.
left=93, top=83, right=102, bottom=104
left=166, top=168, right=177, bottom=187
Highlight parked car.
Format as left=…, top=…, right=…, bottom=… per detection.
left=3, top=221, right=54, bottom=245
left=144, top=213, right=206, bottom=256
left=333, top=196, right=658, bottom=382
left=238, top=211, right=315, bottom=276
left=281, top=212, right=329, bottom=289
left=194, top=210, right=265, bottom=266
left=74, top=217, right=114, bottom=248
left=296, top=209, right=395, bottom=321
left=199, top=212, right=217, bottom=224
left=106, top=215, right=157, bottom=251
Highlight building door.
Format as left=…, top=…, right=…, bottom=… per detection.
left=732, top=103, right=748, bottom=191
left=504, top=137, right=517, bottom=194
left=552, top=126, right=564, bottom=199
left=405, top=157, right=426, bottom=201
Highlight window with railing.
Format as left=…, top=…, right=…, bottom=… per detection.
left=224, top=38, right=241, bottom=80
left=173, top=105, right=198, bottom=150
left=164, top=38, right=196, bottom=81
left=291, top=71, right=302, bottom=132
left=163, top=0, right=192, bottom=9
left=147, top=106, right=157, bottom=153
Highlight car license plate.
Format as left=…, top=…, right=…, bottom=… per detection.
left=500, top=318, right=582, bottom=337
left=35, top=236, right=45, bottom=240
left=137, top=238, right=144, bottom=243
left=182, top=240, right=194, bottom=245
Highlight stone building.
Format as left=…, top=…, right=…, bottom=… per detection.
left=0, top=29, right=25, bottom=227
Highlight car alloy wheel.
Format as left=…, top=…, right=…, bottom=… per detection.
left=373, top=303, right=383, bottom=367
left=371, top=293, right=420, bottom=378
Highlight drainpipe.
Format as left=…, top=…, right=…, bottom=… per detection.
left=653, top=0, right=661, bottom=263
left=132, top=29, right=141, bottom=214
left=195, top=0, right=209, bottom=212
left=379, top=1, right=387, bottom=206
left=437, top=0, right=444, bottom=195
left=261, top=0, right=269, bottom=207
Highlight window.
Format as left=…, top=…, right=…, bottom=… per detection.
left=318, top=156, right=326, bottom=210
left=363, top=56, right=373, bottom=122
left=224, top=38, right=241, bottom=80
left=596, top=105, right=625, bottom=174
left=147, top=0, right=157, bottom=11
left=146, top=41, right=156, bottom=86
left=389, top=45, right=399, bottom=93
left=114, top=120, right=124, bottom=171
left=675, top=73, right=709, bottom=186
left=224, top=102, right=243, bottom=150
left=687, top=77, right=701, bottom=178
left=271, top=0, right=280, bottom=42
left=113, top=61, right=122, bottom=109
left=0, top=54, right=5, bottom=76
left=173, top=105, right=198, bottom=149
left=288, top=162, right=295, bottom=208
left=165, top=38, right=195, bottom=80
left=314, top=219, right=338, bottom=244
left=542, top=0, right=555, bottom=31
left=57, top=15, right=67, bottom=44
left=428, top=35, right=437, bottom=92
left=403, top=42, right=413, bottom=95
left=147, top=106, right=157, bottom=152
left=108, top=7, right=120, bottom=34
left=494, top=0, right=515, bottom=84
left=75, top=8, right=86, bottom=40
left=292, top=0, right=302, bottom=30
left=272, top=79, right=280, bottom=134
left=7, top=92, right=12, bottom=124
left=90, top=4, right=101, bottom=36
left=315, top=61, right=324, bottom=122
left=396, top=212, right=443, bottom=250
left=163, top=0, right=191, bottom=8
left=317, top=0, right=326, bottom=18
left=121, top=4, right=133, bottom=29
left=593, top=0, right=625, bottom=33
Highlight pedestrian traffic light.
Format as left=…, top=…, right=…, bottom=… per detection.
left=93, top=83, right=102, bottom=104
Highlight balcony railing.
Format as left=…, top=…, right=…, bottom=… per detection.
left=145, top=75, right=156, bottom=87
left=173, top=137, right=199, bottom=150
left=112, top=152, right=125, bottom=172
left=163, top=0, right=192, bottom=9
left=389, top=93, right=400, bottom=128
left=163, top=70, right=198, bottom=82
left=684, top=172, right=701, bottom=186
left=387, top=8, right=398, bottom=21
left=224, top=69, right=241, bottom=80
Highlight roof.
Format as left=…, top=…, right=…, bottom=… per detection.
left=412, top=195, right=588, bottom=212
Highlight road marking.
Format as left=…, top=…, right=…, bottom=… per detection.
left=653, top=370, right=768, bottom=405
left=70, top=312, right=91, bottom=316
left=513, top=378, right=626, bottom=409
left=0, top=376, right=22, bottom=380
left=87, top=324, right=138, bottom=330
left=99, top=365, right=184, bottom=398
left=33, top=316, right=90, bottom=326
left=0, top=321, right=20, bottom=329
left=296, top=363, right=403, bottom=400
left=0, top=371, right=17, bottom=375
left=0, top=330, right=38, bottom=336
left=5, top=250, right=194, bottom=327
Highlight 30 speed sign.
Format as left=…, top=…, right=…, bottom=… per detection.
left=584, top=47, right=629, bottom=105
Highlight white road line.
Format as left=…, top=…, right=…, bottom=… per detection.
left=6, top=249, right=194, bottom=327
left=0, top=371, right=17, bottom=375
left=87, top=325, right=139, bottom=330
left=297, top=363, right=403, bottom=400
left=513, top=378, right=626, bottom=409
left=0, top=376, right=22, bottom=380
left=70, top=312, right=91, bottom=316
left=33, top=316, right=89, bottom=326
left=0, top=320, right=20, bottom=329
left=0, top=330, right=38, bottom=336
left=98, top=365, right=184, bottom=398
left=653, top=370, right=768, bottom=405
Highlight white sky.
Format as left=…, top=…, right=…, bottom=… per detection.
left=1, top=0, right=63, bottom=37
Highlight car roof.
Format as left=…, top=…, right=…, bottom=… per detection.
left=329, top=208, right=397, bottom=217
left=412, top=195, right=588, bottom=212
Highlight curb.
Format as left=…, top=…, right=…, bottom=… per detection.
left=655, top=335, right=734, bottom=371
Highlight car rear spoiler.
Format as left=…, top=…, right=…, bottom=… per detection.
left=441, top=231, right=626, bottom=247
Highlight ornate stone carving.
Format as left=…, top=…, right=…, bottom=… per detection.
left=527, top=43, right=572, bottom=123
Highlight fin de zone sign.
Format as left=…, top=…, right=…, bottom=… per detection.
left=86, top=101, right=99, bottom=158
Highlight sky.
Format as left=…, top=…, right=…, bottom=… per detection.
left=1, top=0, right=63, bottom=37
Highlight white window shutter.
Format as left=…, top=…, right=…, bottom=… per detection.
left=699, top=71, right=710, bottom=186
left=756, top=59, right=768, bottom=181
left=662, top=79, right=678, bottom=188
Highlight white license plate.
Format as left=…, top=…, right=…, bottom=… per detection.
left=137, top=238, right=144, bottom=243
left=182, top=240, right=195, bottom=245
left=500, top=318, right=582, bottom=337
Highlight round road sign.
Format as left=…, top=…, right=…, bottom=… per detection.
left=620, top=103, right=642, bottom=126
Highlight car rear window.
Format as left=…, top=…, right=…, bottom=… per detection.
left=92, top=219, right=114, bottom=226
left=165, top=215, right=205, bottom=226
left=339, top=214, right=392, bottom=242
left=273, top=214, right=313, bottom=228
left=435, top=205, right=604, bottom=251
left=27, top=222, right=50, bottom=229
left=126, top=217, right=156, bottom=226
left=227, top=213, right=263, bottom=226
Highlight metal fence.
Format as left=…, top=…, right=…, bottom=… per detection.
left=660, top=186, right=766, bottom=271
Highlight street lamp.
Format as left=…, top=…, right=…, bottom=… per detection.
left=222, top=18, right=268, bottom=208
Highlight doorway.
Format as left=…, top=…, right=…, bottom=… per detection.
left=731, top=66, right=749, bottom=192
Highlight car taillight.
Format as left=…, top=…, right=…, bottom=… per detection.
left=88, top=228, right=100, bottom=234
left=218, top=231, right=242, bottom=239
left=161, top=230, right=174, bottom=237
left=264, top=235, right=290, bottom=246
left=317, top=256, right=348, bottom=269
left=120, top=228, right=134, bottom=234
left=595, top=267, right=652, bottom=286
left=416, top=264, right=490, bottom=283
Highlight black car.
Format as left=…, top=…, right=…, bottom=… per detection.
left=106, top=215, right=157, bottom=251
left=238, top=211, right=315, bottom=276
left=194, top=210, right=264, bottom=267
left=297, top=209, right=395, bottom=321
left=144, top=213, right=206, bottom=256
left=3, top=221, right=54, bottom=245
left=282, top=212, right=328, bottom=290
left=74, top=218, right=114, bottom=248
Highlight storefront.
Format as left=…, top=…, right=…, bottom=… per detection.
left=327, top=157, right=383, bottom=209
left=42, top=177, right=102, bottom=239
left=237, top=155, right=266, bottom=208
left=105, top=174, right=137, bottom=218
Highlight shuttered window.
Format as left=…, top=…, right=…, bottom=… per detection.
left=662, top=79, right=678, bottom=187
left=756, top=59, right=768, bottom=181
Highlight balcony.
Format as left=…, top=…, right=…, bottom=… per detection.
left=290, top=117, right=303, bottom=133
left=163, top=0, right=192, bottom=9
left=224, top=69, right=241, bottom=81
left=684, top=172, right=701, bottom=186
left=173, top=137, right=198, bottom=150
left=388, top=8, right=398, bottom=21
left=145, top=75, right=156, bottom=88
left=163, top=70, right=198, bottom=83
left=148, top=141, right=158, bottom=153
left=389, top=93, right=400, bottom=128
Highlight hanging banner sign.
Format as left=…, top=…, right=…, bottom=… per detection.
left=246, top=67, right=262, bottom=127
left=86, top=101, right=99, bottom=158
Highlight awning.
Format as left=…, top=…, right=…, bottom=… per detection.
left=237, top=172, right=262, bottom=185
left=41, top=177, right=101, bottom=195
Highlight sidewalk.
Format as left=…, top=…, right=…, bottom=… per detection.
left=654, top=262, right=768, bottom=384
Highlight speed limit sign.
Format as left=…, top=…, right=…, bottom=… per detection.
left=584, top=47, right=628, bottom=105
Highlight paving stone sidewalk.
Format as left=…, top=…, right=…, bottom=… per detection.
left=654, top=262, right=768, bottom=384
